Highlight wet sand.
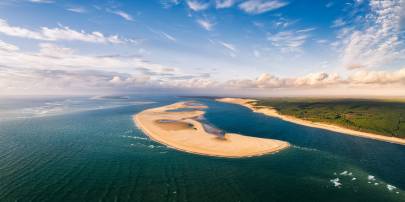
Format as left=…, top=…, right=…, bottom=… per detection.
left=217, top=98, right=405, bottom=146
left=134, top=101, right=290, bottom=158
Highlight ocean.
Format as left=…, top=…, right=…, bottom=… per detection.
left=0, top=95, right=404, bottom=202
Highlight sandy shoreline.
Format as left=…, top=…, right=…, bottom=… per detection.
left=134, top=101, right=290, bottom=158
left=217, top=98, right=405, bottom=146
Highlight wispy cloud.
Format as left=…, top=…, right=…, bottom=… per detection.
left=161, top=31, right=177, bottom=42
left=0, top=41, right=216, bottom=94
left=296, top=27, right=316, bottom=33
left=161, top=0, right=181, bottom=8
left=218, top=41, right=236, bottom=52
left=219, top=41, right=237, bottom=57
left=338, top=0, right=405, bottom=69
left=107, top=9, right=134, bottom=21
left=325, top=1, right=334, bottom=8
left=67, top=6, right=87, bottom=13
left=0, top=40, right=19, bottom=51
left=197, top=19, right=214, bottom=31
left=0, top=42, right=152, bottom=70
left=187, top=0, right=209, bottom=11
left=316, top=39, right=328, bottom=44
left=29, top=0, right=53, bottom=3
left=331, top=18, right=346, bottom=28
left=239, top=0, right=288, bottom=14
left=148, top=27, right=177, bottom=42
left=0, top=18, right=133, bottom=44
left=253, top=50, right=261, bottom=57
left=267, top=31, right=308, bottom=53
left=215, top=0, right=236, bottom=9
left=273, top=17, right=297, bottom=28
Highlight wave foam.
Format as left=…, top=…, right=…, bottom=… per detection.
left=368, top=175, right=376, bottom=181
left=122, top=135, right=148, bottom=141
left=330, top=178, right=342, bottom=187
left=339, top=171, right=353, bottom=176
left=386, top=184, right=397, bottom=191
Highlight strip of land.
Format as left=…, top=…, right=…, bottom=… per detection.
left=217, top=98, right=405, bottom=145
left=134, top=101, right=289, bottom=158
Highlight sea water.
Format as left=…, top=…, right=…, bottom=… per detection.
left=0, top=95, right=404, bottom=202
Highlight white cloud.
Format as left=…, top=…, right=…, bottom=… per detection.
left=107, top=10, right=134, bottom=21
left=0, top=41, right=218, bottom=94
left=239, top=0, right=288, bottom=14
left=161, top=31, right=176, bottom=42
left=215, top=0, right=236, bottom=8
left=339, top=0, right=405, bottom=69
left=348, top=68, right=405, bottom=85
left=218, top=41, right=236, bottom=52
left=29, top=0, right=53, bottom=3
left=168, top=78, right=218, bottom=88
left=187, top=0, right=209, bottom=11
left=0, top=42, right=173, bottom=72
left=253, top=50, right=261, bottom=57
left=252, top=72, right=341, bottom=88
left=273, top=17, right=297, bottom=28
left=225, top=68, right=405, bottom=89
left=325, top=2, right=334, bottom=8
left=354, top=0, right=364, bottom=5
left=161, top=0, right=181, bottom=8
left=0, top=40, right=19, bottom=51
left=39, top=43, right=75, bottom=57
left=148, top=28, right=177, bottom=42
left=67, top=7, right=87, bottom=13
left=0, top=18, right=132, bottom=44
left=331, top=18, right=346, bottom=28
left=109, top=75, right=150, bottom=86
left=0, top=68, right=153, bottom=95
left=316, top=39, right=328, bottom=44
left=197, top=19, right=214, bottom=31
left=1, top=41, right=405, bottom=94
left=296, top=27, right=316, bottom=33
left=267, top=31, right=308, bottom=53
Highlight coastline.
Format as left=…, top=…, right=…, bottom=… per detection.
left=134, top=101, right=290, bottom=158
left=216, top=98, right=405, bottom=146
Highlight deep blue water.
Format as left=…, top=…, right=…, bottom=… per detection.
left=0, top=96, right=404, bottom=202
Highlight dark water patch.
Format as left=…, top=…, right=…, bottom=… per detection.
left=183, top=101, right=205, bottom=107
left=193, top=116, right=225, bottom=137
left=166, top=108, right=197, bottom=112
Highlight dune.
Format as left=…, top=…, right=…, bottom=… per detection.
left=217, top=98, right=405, bottom=145
left=133, top=101, right=289, bottom=158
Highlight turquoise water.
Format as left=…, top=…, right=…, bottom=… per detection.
left=0, top=96, right=404, bottom=202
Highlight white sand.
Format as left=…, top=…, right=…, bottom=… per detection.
left=134, top=101, right=290, bottom=158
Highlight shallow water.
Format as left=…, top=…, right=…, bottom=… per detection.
left=0, top=96, right=404, bottom=202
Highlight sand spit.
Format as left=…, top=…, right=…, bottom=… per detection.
left=217, top=98, right=405, bottom=146
left=134, top=101, right=289, bottom=158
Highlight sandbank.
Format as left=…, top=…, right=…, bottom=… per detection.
left=134, top=101, right=290, bottom=158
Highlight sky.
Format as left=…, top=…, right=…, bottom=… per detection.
left=0, top=0, right=404, bottom=96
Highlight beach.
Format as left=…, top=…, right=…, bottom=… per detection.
left=134, top=101, right=290, bottom=158
left=217, top=98, right=405, bottom=146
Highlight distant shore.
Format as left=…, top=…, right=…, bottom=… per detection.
left=134, top=101, right=289, bottom=158
left=217, top=98, right=405, bottom=146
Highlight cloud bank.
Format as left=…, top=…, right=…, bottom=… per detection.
left=1, top=40, right=405, bottom=95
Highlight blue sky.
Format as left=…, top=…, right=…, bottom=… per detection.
left=0, top=0, right=404, bottom=96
